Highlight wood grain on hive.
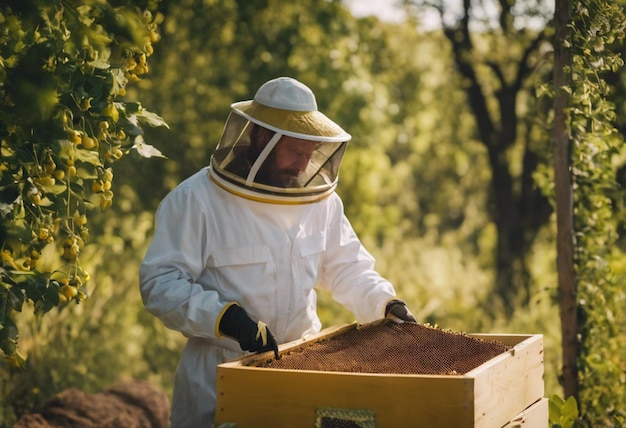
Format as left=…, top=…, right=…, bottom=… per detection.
left=215, top=320, right=545, bottom=428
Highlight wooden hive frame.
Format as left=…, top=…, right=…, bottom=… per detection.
left=215, top=322, right=545, bottom=428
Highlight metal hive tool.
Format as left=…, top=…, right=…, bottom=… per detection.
left=260, top=320, right=511, bottom=375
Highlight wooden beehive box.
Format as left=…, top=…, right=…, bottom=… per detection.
left=215, top=321, right=545, bottom=428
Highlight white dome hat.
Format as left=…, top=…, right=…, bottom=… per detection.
left=230, top=77, right=351, bottom=143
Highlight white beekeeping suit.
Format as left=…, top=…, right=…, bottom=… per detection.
left=139, top=77, right=412, bottom=428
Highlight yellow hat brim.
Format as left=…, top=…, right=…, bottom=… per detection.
left=231, top=100, right=351, bottom=142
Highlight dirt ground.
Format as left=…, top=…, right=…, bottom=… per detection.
left=13, top=380, right=170, bottom=428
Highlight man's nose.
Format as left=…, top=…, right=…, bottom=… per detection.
left=294, top=155, right=310, bottom=172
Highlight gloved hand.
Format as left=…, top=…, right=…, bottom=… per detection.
left=219, top=304, right=279, bottom=359
left=385, top=299, right=417, bottom=323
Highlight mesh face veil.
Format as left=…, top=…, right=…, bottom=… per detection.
left=209, top=77, right=351, bottom=204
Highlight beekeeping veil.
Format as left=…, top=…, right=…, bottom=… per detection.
left=209, top=77, right=351, bottom=204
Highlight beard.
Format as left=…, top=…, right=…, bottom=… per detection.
left=256, top=167, right=300, bottom=188
left=255, top=158, right=300, bottom=188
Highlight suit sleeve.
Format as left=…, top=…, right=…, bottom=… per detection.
left=318, top=195, right=396, bottom=323
left=139, top=186, right=227, bottom=339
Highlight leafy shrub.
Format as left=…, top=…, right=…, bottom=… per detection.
left=0, top=0, right=167, bottom=364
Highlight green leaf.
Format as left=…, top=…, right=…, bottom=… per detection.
left=562, top=396, right=579, bottom=420
left=76, top=165, right=99, bottom=180
left=88, top=59, right=111, bottom=69
left=0, top=311, right=19, bottom=356
left=549, top=395, right=564, bottom=424
left=8, top=286, right=24, bottom=312
left=124, top=102, right=142, bottom=115
left=40, top=183, right=67, bottom=196
left=34, top=281, right=60, bottom=316
left=75, top=148, right=103, bottom=166
left=134, top=109, right=169, bottom=129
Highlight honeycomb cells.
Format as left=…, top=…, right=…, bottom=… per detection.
left=259, top=320, right=511, bottom=375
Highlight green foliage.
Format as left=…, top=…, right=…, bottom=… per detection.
left=537, top=0, right=626, bottom=423
left=549, top=394, right=580, bottom=428
left=0, top=0, right=167, bottom=364
left=0, top=187, right=183, bottom=426
left=569, top=0, right=626, bottom=425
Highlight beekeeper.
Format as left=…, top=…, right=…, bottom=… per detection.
left=139, top=77, right=417, bottom=428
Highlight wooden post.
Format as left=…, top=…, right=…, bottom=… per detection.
left=552, top=0, right=579, bottom=402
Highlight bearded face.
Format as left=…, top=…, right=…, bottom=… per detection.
left=254, top=138, right=317, bottom=188
left=211, top=114, right=347, bottom=203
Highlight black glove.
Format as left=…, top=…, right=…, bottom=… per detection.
left=219, top=304, right=279, bottom=359
left=385, top=299, right=417, bottom=323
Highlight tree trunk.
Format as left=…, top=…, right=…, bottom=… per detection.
left=552, top=0, right=580, bottom=402
left=442, top=22, right=552, bottom=314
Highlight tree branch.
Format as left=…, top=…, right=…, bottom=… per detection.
left=514, top=27, right=551, bottom=92
left=497, top=0, right=512, bottom=33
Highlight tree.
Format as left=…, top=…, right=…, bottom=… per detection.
left=0, top=0, right=167, bottom=365
left=403, top=0, right=555, bottom=313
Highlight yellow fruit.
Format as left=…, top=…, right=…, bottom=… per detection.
left=148, top=30, right=160, bottom=43
left=126, top=57, right=137, bottom=71
left=38, top=227, right=49, bottom=240
left=54, top=169, right=65, bottom=180
left=69, top=130, right=82, bottom=144
left=134, top=65, right=147, bottom=75
left=61, top=285, right=78, bottom=299
left=126, top=72, right=140, bottom=83
left=74, top=213, right=87, bottom=227
left=62, top=238, right=79, bottom=261
left=68, top=166, right=77, bottom=177
left=99, top=197, right=112, bottom=211
left=102, top=104, right=119, bottom=122
left=82, top=135, right=96, bottom=149
left=1, top=250, right=20, bottom=270
left=63, top=246, right=79, bottom=261
left=91, top=180, right=104, bottom=193
left=145, top=43, right=154, bottom=56
left=102, top=180, right=111, bottom=191
left=44, top=160, right=56, bottom=174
